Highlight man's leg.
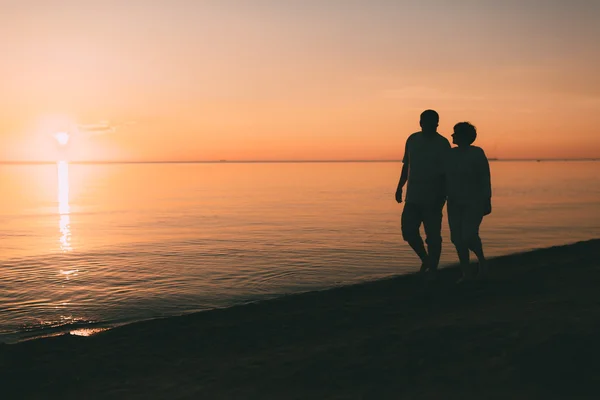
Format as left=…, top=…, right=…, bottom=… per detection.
left=422, top=201, right=444, bottom=273
left=401, top=203, right=429, bottom=269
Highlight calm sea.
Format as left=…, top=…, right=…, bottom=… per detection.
left=1, top=161, right=599, bottom=342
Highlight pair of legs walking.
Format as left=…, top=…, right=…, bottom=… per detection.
left=401, top=202, right=444, bottom=277
left=448, top=202, right=487, bottom=281
left=402, top=201, right=487, bottom=281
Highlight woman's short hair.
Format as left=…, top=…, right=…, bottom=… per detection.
left=453, top=122, right=477, bottom=144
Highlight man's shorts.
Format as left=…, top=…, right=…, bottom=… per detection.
left=401, top=201, right=444, bottom=244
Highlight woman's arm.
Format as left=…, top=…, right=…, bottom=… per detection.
left=479, top=149, right=492, bottom=215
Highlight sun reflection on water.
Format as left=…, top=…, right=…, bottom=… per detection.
left=59, top=269, right=79, bottom=279
left=57, top=161, right=72, bottom=252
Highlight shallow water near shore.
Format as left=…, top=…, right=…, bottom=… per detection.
left=1, top=161, right=599, bottom=342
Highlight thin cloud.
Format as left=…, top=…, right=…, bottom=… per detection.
left=77, top=121, right=136, bottom=136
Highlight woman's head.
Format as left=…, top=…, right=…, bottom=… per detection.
left=452, top=122, right=477, bottom=146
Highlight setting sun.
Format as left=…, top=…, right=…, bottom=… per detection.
left=54, top=132, right=70, bottom=147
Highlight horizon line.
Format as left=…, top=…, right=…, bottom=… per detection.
left=1, top=158, right=599, bottom=165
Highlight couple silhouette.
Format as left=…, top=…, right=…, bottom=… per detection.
left=396, top=110, right=492, bottom=282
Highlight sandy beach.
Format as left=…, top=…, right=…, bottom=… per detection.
left=2, top=239, right=599, bottom=399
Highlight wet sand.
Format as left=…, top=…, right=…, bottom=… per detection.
left=2, top=239, right=600, bottom=399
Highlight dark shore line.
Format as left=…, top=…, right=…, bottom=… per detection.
left=2, top=239, right=600, bottom=399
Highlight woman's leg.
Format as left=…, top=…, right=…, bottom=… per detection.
left=469, top=235, right=487, bottom=278
left=455, top=243, right=471, bottom=280
left=465, top=209, right=487, bottom=278
left=448, top=203, right=472, bottom=281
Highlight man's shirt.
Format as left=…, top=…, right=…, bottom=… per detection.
left=402, top=131, right=451, bottom=205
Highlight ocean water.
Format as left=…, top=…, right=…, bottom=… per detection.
left=1, top=161, right=599, bottom=342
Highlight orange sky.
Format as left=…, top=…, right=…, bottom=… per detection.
left=1, top=0, right=599, bottom=161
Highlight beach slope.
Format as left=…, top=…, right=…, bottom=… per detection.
left=2, top=239, right=600, bottom=399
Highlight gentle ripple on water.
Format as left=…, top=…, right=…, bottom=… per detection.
left=1, top=161, right=599, bottom=342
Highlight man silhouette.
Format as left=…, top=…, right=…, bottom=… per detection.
left=395, top=110, right=450, bottom=278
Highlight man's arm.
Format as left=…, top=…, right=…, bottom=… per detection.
left=395, top=137, right=411, bottom=203
left=396, top=162, right=409, bottom=202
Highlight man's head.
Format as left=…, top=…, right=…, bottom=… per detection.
left=452, top=122, right=477, bottom=146
left=419, top=110, right=439, bottom=133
